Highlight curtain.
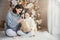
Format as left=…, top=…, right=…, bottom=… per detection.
left=48, top=0, right=60, bottom=35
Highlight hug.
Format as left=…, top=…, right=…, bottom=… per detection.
left=5, top=4, right=37, bottom=37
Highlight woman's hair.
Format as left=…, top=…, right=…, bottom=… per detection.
left=12, top=4, right=24, bottom=14
left=24, top=9, right=32, bottom=17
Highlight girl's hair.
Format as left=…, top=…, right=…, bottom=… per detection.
left=12, top=4, right=24, bottom=15
left=24, top=9, right=32, bottom=18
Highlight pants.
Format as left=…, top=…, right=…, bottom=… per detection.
left=6, top=29, right=35, bottom=37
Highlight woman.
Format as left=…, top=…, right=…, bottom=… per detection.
left=5, top=4, right=24, bottom=37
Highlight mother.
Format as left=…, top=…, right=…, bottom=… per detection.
left=5, top=4, right=25, bottom=37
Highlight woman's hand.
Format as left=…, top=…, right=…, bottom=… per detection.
left=17, top=19, right=24, bottom=23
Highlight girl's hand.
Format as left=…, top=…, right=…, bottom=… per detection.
left=17, top=19, right=24, bottom=23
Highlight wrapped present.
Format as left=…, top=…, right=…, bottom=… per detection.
left=21, top=19, right=37, bottom=32
left=21, top=20, right=32, bottom=32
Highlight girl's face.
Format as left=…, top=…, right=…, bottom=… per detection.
left=25, top=13, right=30, bottom=18
left=16, top=8, right=22, bottom=14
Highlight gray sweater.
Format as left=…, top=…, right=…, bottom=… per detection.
left=5, top=11, right=21, bottom=32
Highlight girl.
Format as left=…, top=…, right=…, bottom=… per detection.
left=18, top=9, right=37, bottom=36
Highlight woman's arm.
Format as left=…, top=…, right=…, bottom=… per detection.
left=6, top=13, right=19, bottom=28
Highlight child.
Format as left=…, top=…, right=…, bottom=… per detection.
left=20, top=9, right=37, bottom=36
left=25, top=3, right=36, bottom=19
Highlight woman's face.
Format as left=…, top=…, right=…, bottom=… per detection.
left=25, top=13, right=30, bottom=18
left=16, top=8, right=22, bottom=14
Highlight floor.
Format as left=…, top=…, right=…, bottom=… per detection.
left=0, top=31, right=56, bottom=40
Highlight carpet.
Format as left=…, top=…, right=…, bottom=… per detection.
left=0, top=31, right=56, bottom=40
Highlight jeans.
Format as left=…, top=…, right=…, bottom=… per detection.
left=6, top=29, right=35, bottom=37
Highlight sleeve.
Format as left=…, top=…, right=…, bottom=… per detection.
left=30, top=19, right=35, bottom=29
left=6, top=13, right=19, bottom=28
left=30, top=19, right=37, bottom=32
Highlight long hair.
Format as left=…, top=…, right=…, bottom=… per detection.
left=12, top=4, right=24, bottom=15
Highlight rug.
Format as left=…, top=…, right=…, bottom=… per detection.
left=0, top=31, right=56, bottom=40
